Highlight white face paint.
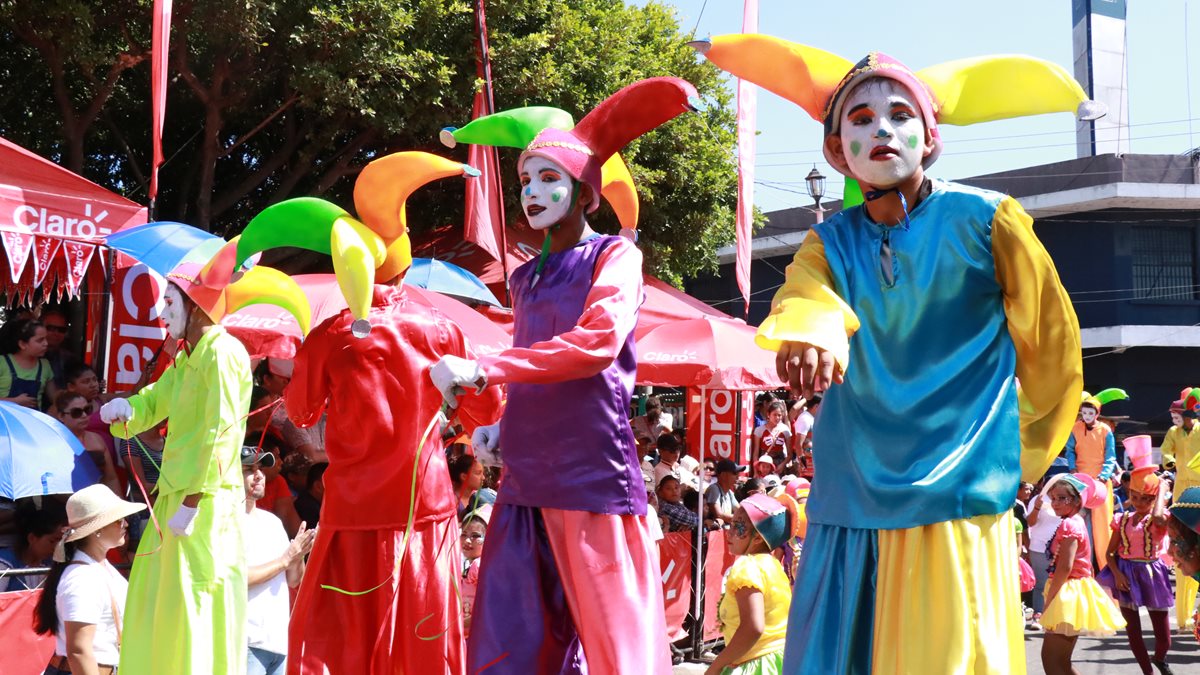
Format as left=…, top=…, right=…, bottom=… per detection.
left=1080, top=407, right=1098, bottom=425
left=1172, top=412, right=1184, bottom=427
left=840, top=79, right=927, bottom=189
left=519, top=156, right=574, bottom=230
left=162, top=284, right=189, bottom=340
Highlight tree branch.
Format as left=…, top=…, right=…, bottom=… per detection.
left=219, top=93, right=299, bottom=159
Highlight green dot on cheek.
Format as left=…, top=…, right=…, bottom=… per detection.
left=550, top=186, right=569, bottom=203
left=907, top=135, right=919, bottom=149
left=849, top=140, right=862, bottom=157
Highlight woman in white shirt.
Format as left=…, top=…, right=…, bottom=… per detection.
left=34, top=484, right=146, bottom=675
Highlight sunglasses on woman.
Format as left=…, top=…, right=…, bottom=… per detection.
left=61, top=407, right=88, bottom=419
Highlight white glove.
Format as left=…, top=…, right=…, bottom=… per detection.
left=99, top=398, right=133, bottom=424
left=472, top=423, right=502, bottom=467
left=168, top=504, right=199, bottom=537
left=429, top=355, right=486, bottom=408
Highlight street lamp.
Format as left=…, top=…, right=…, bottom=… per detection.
left=805, top=165, right=826, bottom=223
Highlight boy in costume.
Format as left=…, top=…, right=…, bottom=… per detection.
left=694, top=36, right=1099, bottom=673
left=430, top=77, right=697, bottom=674
left=235, top=152, right=501, bottom=675
left=1065, top=389, right=1126, bottom=570
left=101, top=226, right=309, bottom=675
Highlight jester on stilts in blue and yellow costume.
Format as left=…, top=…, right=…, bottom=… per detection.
left=695, top=36, right=1101, bottom=673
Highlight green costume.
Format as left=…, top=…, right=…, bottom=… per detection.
left=114, top=326, right=251, bottom=675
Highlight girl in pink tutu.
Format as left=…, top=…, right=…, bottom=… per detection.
left=1098, top=466, right=1175, bottom=674
left=1041, top=473, right=1125, bottom=674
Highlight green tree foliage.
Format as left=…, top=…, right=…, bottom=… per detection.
left=0, top=0, right=745, bottom=282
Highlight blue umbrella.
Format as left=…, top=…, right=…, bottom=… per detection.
left=407, top=258, right=501, bottom=306
left=0, top=402, right=100, bottom=498
left=106, top=221, right=222, bottom=277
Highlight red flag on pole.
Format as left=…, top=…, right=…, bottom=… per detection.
left=149, top=0, right=172, bottom=205
left=465, top=0, right=510, bottom=302
left=733, top=0, right=758, bottom=317
left=463, top=92, right=504, bottom=262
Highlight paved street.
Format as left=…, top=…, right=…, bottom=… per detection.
left=673, top=626, right=1200, bottom=673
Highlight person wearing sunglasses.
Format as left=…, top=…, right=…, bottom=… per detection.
left=57, top=391, right=119, bottom=493
left=41, top=308, right=76, bottom=389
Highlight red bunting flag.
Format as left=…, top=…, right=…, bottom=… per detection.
left=61, top=241, right=96, bottom=297
left=0, top=227, right=35, bottom=282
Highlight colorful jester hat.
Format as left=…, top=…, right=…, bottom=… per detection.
left=1182, top=387, right=1200, bottom=418
left=689, top=35, right=1105, bottom=177
left=1079, top=387, right=1129, bottom=412
left=516, top=78, right=699, bottom=214
left=740, top=492, right=803, bottom=550
left=236, top=152, right=478, bottom=337
left=105, top=222, right=311, bottom=334
left=439, top=106, right=641, bottom=231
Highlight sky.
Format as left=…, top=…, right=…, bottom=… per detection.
left=647, top=0, right=1200, bottom=212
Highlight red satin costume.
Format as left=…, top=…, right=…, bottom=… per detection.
left=285, top=286, right=501, bottom=675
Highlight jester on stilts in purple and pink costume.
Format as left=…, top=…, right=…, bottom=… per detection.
left=431, top=77, right=698, bottom=675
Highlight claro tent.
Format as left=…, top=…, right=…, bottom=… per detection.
left=0, top=135, right=148, bottom=371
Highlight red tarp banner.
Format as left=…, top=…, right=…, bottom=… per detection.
left=0, top=227, right=35, bottom=282
left=150, top=0, right=173, bottom=200
left=659, top=531, right=693, bottom=642
left=686, top=388, right=754, bottom=465
left=31, top=235, right=62, bottom=287
left=0, top=590, right=56, bottom=673
left=61, top=241, right=96, bottom=297
left=702, top=529, right=737, bottom=641
left=106, top=262, right=169, bottom=393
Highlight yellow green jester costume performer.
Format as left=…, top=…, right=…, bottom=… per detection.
left=103, top=226, right=310, bottom=675
left=1174, top=387, right=1200, bottom=631
left=694, top=36, right=1098, bottom=673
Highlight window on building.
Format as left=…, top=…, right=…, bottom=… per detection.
left=1132, top=226, right=1196, bottom=300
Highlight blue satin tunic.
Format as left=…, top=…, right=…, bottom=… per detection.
left=807, top=181, right=1020, bottom=530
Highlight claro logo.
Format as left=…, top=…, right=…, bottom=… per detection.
left=14, top=203, right=111, bottom=238
left=642, top=350, right=698, bottom=363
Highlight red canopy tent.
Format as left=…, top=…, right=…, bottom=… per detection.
left=0, top=136, right=147, bottom=369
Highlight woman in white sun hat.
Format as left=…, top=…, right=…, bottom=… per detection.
left=33, top=484, right=146, bottom=675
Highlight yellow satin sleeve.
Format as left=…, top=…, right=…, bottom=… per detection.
left=992, top=196, right=1084, bottom=482
left=754, top=231, right=861, bottom=373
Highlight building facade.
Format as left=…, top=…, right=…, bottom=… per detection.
left=687, top=153, right=1200, bottom=439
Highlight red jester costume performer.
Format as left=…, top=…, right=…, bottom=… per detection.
left=101, top=226, right=310, bottom=675
left=1065, top=389, right=1126, bottom=570
left=695, top=36, right=1101, bottom=674
left=430, top=78, right=698, bottom=675
left=235, top=152, right=501, bottom=675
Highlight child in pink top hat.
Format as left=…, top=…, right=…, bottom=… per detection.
left=1097, top=437, right=1175, bottom=675
left=1041, top=473, right=1125, bottom=673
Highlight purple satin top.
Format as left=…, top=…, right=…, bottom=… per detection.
left=497, top=235, right=646, bottom=516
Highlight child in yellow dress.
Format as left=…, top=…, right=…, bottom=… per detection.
left=708, top=493, right=800, bottom=675
left=1041, top=474, right=1125, bottom=674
